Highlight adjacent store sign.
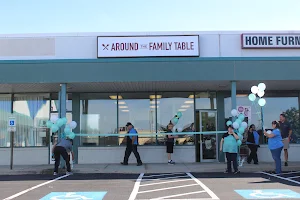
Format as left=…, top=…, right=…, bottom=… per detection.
left=97, top=35, right=200, bottom=58
left=241, top=34, right=300, bottom=49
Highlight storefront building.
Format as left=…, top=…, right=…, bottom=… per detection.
left=0, top=31, right=300, bottom=165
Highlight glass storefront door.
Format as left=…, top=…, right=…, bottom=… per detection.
left=199, top=110, right=218, bottom=162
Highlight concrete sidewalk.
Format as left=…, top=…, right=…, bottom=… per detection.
left=0, top=162, right=299, bottom=175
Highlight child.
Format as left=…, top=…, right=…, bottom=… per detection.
left=220, top=125, right=240, bottom=174
left=166, top=123, right=178, bottom=165
left=52, top=135, right=75, bottom=175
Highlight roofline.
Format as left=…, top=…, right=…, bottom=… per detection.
left=1, top=30, right=300, bottom=37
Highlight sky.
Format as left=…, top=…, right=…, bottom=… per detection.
left=0, top=0, right=300, bottom=34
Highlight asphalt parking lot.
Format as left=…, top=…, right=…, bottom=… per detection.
left=1, top=171, right=300, bottom=200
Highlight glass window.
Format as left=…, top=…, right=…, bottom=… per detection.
left=118, top=93, right=156, bottom=145
left=13, top=94, right=50, bottom=147
left=195, top=92, right=217, bottom=109
left=50, top=93, right=72, bottom=112
left=157, top=92, right=195, bottom=145
left=80, top=93, right=118, bottom=146
left=0, top=95, right=12, bottom=147
left=225, top=94, right=299, bottom=143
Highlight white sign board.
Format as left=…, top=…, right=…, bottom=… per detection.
left=237, top=106, right=251, bottom=123
left=97, top=35, right=200, bottom=58
left=241, top=34, right=300, bottom=49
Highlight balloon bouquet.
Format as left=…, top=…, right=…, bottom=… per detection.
left=46, top=115, right=77, bottom=140
left=170, top=112, right=183, bottom=132
left=226, top=109, right=248, bottom=166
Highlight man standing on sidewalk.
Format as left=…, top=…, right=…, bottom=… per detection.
left=121, top=122, right=143, bottom=166
left=279, top=113, right=292, bottom=166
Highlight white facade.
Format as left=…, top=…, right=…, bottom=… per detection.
left=0, top=31, right=300, bottom=60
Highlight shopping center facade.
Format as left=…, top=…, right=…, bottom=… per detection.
left=0, top=31, right=300, bottom=165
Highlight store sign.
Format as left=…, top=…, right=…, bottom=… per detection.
left=97, top=35, right=199, bottom=58
left=241, top=34, right=300, bottom=49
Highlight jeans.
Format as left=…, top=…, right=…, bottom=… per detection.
left=270, top=147, right=283, bottom=174
left=54, top=146, right=71, bottom=173
left=247, top=144, right=258, bottom=163
left=226, top=152, right=238, bottom=172
left=123, top=144, right=142, bottom=164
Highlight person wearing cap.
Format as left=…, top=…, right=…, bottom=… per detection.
left=121, top=122, right=143, bottom=166
left=52, top=136, right=74, bottom=175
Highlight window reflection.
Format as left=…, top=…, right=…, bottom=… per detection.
left=0, top=95, right=12, bottom=147
left=80, top=93, right=118, bottom=146
left=118, top=93, right=156, bottom=145
left=157, top=92, right=195, bottom=145
left=225, top=95, right=299, bottom=143
left=195, top=92, right=217, bottom=109
left=50, top=93, right=73, bottom=112
left=13, top=94, right=50, bottom=147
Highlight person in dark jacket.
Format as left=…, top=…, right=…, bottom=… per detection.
left=121, top=122, right=143, bottom=166
left=166, top=123, right=178, bottom=165
left=246, top=124, right=260, bottom=164
left=52, top=136, right=74, bottom=175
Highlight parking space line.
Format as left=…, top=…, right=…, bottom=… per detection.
left=143, top=173, right=186, bottom=178
left=138, top=183, right=199, bottom=194
left=149, top=191, right=206, bottom=200
left=142, top=175, right=189, bottom=181
left=280, top=171, right=300, bottom=175
left=140, top=178, right=192, bottom=187
left=3, top=174, right=70, bottom=200
left=260, top=171, right=300, bottom=185
left=186, top=173, right=219, bottom=200
left=128, top=173, right=144, bottom=200
left=289, top=176, right=300, bottom=179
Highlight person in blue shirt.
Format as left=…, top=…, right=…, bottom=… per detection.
left=220, top=125, right=240, bottom=174
left=264, top=121, right=284, bottom=174
left=121, top=122, right=143, bottom=166
left=246, top=124, right=260, bottom=164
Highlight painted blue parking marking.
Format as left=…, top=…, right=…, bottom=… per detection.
left=235, top=189, right=300, bottom=199
left=40, top=192, right=107, bottom=200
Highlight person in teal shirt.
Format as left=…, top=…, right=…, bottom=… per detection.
left=264, top=121, right=284, bottom=174
left=220, top=125, right=240, bottom=174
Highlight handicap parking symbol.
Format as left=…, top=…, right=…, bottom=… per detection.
left=235, top=189, right=300, bottom=199
left=40, top=192, right=107, bottom=200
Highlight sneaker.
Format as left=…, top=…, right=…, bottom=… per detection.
left=120, top=162, right=128, bottom=165
left=254, top=162, right=258, bottom=165
left=285, top=162, right=288, bottom=166
left=168, top=160, right=175, bottom=165
left=53, top=172, right=58, bottom=176
left=224, top=169, right=231, bottom=173
left=66, top=171, right=73, bottom=175
left=137, top=163, right=143, bottom=166
left=234, top=170, right=241, bottom=174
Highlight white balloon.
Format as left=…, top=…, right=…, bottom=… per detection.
left=258, top=83, right=266, bottom=91
left=69, top=121, right=77, bottom=129
left=50, top=115, right=58, bottom=123
left=267, top=130, right=272, bottom=134
left=251, top=86, right=259, bottom=94
left=177, top=127, right=183, bottom=132
left=257, top=90, right=265, bottom=97
left=241, top=122, right=248, bottom=128
left=231, top=109, right=238, bottom=117
left=233, top=122, right=239, bottom=129
left=258, top=98, right=266, bottom=107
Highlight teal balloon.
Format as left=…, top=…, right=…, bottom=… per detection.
left=61, top=132, right=66, bottom=139
left=172, top=117, right=179, bottom=125
left=62, top=117, right=68, bottom=125
left=67, top=132, right=75, bottom=139
left=51, top=124, right=59, bottom=133
left=237, top=140, right=242, bottom=146
left=46, top=120, right=53, bottom=128
left=238, top=114, right=245, bottom=121
left=64, top=126, right=71, bottom=134
left=56, top=118, right=64, bottom=127
left=226, top=121, right=232, bottom=126
left=176, top=112, right=183, bottom=118
left=238, top=127, right=245, bottom=134
left=235, top=119, right=242, bottom=125
left=248, top=93, right=256, bottom=102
